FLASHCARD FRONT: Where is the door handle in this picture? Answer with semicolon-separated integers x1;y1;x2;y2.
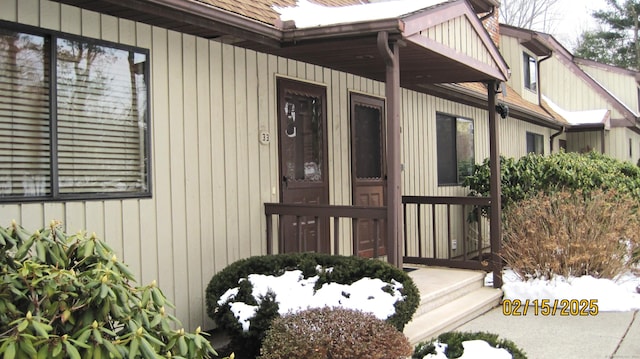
282;176;288;188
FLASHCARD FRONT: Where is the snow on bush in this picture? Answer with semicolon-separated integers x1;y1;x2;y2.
217;268;404;331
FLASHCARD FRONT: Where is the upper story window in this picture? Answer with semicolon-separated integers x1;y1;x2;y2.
523;52;537;92
0;23;151;202
526;132;544;154
436;113;474;186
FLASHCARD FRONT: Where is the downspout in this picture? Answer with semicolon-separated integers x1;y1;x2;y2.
479;6;496;21
550;127;564;153
377;31;402;268
538;53;557;152
537;53;552;105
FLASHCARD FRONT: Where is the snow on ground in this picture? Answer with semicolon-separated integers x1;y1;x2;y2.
424;340;512;359
486;269;640;311
219;266;639;358
217;268;404;331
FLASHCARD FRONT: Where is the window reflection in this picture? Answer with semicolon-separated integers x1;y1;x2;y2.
282;94;323;182
0;30;50;197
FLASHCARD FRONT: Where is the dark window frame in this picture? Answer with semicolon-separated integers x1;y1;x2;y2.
436;112;475;186
523;52;537;93
526;131;544;154
0;20;152;203
350;92;386;181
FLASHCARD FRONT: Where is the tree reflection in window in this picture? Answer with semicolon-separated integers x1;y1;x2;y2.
282;93;323;182
436;113;475;185
56;39;148;194
0;25;149;201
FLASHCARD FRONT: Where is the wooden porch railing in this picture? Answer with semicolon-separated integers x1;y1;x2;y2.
402;196;494;271
265;197;502;287
264;203;387;256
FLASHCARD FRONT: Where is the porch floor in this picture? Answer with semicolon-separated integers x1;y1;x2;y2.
403;265;503;344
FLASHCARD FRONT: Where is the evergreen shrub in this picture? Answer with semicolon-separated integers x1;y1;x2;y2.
0;220;218;359
413;331;527;359
205;253;419;358
464;151;640;215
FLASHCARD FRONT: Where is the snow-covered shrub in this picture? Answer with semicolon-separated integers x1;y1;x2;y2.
205;253;419;358
502;189;640;279
412;331;527;359
259;307;412;359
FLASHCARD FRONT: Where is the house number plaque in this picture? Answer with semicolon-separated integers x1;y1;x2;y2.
260;131;271;145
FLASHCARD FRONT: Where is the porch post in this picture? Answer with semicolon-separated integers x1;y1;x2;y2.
378;32;402;268
488;80;503;288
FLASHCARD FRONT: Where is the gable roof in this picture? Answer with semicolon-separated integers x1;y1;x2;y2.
499;24;552;57
53;0;508;86
253;0;509;85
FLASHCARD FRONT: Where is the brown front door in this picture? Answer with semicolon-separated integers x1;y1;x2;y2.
277;78;329;253
351;93;386;258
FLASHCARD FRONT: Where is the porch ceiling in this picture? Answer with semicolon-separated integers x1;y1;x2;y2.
245;35;504;86
51;0;509;85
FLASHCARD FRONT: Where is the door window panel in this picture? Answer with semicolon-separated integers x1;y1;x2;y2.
282;92;323;183
354;104;382;179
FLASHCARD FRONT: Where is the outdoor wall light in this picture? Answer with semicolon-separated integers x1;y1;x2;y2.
496;103;509;119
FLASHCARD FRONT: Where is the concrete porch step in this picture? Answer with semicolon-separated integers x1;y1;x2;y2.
402;266;503;345
407;266;486;316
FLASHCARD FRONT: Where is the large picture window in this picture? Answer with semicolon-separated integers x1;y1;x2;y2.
436;113;474;186
0;24;150;201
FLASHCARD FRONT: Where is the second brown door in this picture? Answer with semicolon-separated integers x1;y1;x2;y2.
351;93;386;258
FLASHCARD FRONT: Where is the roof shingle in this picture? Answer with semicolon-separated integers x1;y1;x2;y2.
194;0;368;26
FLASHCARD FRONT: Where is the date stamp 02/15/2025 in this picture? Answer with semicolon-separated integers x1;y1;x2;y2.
502;299;599;316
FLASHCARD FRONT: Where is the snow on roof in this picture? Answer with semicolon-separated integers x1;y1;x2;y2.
274;0;449;28
542;94;610;129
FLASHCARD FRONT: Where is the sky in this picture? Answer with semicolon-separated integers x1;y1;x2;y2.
276;0;611;52
545;0;609;50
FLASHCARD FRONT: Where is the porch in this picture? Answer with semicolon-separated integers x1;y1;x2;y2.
264;194;503;288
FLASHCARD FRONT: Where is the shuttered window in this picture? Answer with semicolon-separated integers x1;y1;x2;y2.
0;24;150;202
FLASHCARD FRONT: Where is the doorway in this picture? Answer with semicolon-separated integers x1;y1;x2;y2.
350;93;386;257
277;78;329;253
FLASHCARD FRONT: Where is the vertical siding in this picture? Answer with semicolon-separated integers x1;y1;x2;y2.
607;128;640;163
499;36;539;104
500;120;554;157
400;87;555;258
0;0;561;330
579;64;639;114
423;16;493;69
567;131;603;154
541;56;624;118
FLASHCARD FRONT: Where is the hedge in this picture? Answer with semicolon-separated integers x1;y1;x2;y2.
205;253;419;358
